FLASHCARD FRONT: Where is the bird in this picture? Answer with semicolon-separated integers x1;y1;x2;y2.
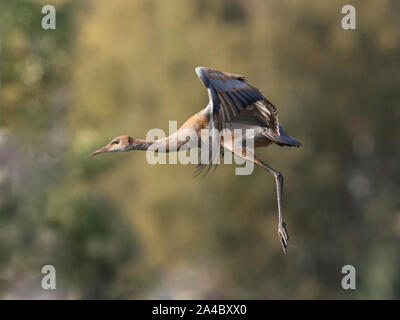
91;67;302;253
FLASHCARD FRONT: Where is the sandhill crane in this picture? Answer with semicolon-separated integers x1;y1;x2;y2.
91;67;302;253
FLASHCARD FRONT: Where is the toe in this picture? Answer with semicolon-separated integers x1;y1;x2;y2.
279;235;287;254
278;223;289;253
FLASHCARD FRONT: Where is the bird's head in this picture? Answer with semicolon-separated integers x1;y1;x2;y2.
91;135;134;155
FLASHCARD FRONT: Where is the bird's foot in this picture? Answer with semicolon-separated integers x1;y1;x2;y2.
278;221;289;254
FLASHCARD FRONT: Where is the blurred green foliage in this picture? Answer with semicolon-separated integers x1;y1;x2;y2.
0;0;399;299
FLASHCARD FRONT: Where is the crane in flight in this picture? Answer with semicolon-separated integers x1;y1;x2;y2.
91;67;302;253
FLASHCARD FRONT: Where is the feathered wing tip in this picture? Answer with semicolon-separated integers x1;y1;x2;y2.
192;134;222;178
192;150;220;178
192;119;222;178
263;125;302;147
281;135;302;147
192;163;218;178
195;66;280;135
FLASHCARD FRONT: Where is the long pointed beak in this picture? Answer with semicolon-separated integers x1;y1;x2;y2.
91;146;108;156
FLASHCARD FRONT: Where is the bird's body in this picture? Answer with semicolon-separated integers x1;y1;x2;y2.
92;67;302;253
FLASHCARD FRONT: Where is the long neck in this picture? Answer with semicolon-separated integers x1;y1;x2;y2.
130;132;192;153
130;137;177;153
131;139;155;151
130;110;208;153
129;137;179;152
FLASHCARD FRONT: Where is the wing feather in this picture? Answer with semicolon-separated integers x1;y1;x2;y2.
195;66;280;135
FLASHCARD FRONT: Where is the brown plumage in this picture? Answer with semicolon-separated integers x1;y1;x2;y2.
91;67;302;253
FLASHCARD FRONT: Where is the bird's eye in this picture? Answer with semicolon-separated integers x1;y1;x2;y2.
113;140;119;144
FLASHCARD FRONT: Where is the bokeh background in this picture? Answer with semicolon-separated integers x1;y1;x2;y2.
1;0;399;299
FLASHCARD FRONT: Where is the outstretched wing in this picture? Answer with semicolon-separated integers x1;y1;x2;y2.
195;66;280;135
